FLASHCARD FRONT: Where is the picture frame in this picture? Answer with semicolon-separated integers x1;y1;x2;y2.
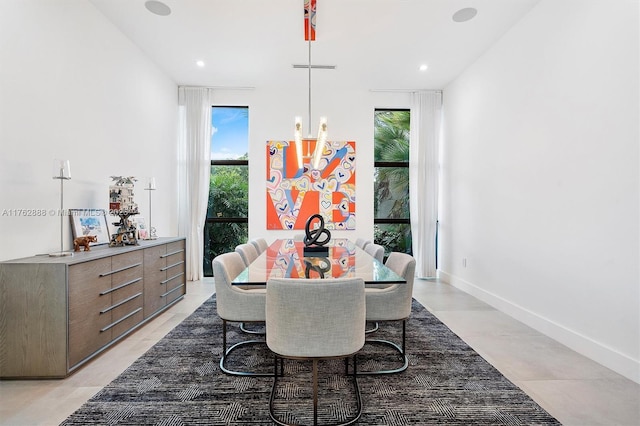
134;216;148;240
69;209;111;246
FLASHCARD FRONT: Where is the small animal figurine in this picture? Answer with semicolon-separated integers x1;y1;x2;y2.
74;235;98;252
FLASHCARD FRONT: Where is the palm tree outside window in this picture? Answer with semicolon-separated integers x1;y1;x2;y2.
374;109;412;257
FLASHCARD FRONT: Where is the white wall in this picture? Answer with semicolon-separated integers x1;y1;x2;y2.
440;0;639;382
0;0;178;261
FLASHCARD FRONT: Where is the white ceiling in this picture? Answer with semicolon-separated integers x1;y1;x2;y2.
89;0;541;90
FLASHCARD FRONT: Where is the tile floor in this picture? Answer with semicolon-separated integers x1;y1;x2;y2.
1;278;638;425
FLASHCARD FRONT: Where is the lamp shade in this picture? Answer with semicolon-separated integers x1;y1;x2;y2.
147;177;156;190
52;159;71;180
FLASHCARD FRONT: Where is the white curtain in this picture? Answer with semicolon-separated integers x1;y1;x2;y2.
178;87;213;281
409;91;443;278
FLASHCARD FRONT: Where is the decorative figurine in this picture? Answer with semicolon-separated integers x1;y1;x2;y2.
73;235;97;252
108;176;140;247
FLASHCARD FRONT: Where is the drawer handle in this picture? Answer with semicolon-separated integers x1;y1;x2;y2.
99;262;142;277
100;278;142;295
160;249;184;258
161;272;185;285
100;307;143;332
100;292;142;314
160;261;184;272
160;283;185;298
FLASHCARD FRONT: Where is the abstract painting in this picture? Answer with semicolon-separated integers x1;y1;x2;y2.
266;139;356;230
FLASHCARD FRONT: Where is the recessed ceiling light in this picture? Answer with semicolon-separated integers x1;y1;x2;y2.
196;60;205;68
419;64;428;72
452;7;477;23
145;0;171;16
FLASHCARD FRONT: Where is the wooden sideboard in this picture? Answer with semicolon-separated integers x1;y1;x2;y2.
0;237;186;378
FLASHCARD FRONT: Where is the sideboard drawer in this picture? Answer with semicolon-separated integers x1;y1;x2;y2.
143;245;167;317
107;251;144;340
68;258;113;368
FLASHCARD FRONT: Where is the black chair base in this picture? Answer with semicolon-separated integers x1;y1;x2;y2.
357;319;408;375
358;339;408;375
220;319;273;377
269;355;362;426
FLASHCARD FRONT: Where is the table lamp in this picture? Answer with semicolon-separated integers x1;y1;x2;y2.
144;177;157;239
50;159;73;257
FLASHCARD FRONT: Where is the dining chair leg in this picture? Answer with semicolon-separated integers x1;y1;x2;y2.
219;319;272;377
269;357;281;425
274;355;278;377
365;321;379;334
222;319;227;353
350;355;363;426
401;319;406;356
240;322;266;335
269;356;363;426
359;319;409;375
354;354;357;376
313;359;319;426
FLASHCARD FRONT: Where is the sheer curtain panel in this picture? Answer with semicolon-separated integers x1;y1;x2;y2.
410;91;443;278
178;87;213;281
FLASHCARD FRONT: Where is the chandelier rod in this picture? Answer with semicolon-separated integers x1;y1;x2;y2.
307;7;312;137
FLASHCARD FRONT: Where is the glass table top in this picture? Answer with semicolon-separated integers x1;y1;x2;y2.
232;238;406;285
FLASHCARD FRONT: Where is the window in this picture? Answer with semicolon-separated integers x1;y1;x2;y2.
204;106;249;276
373;109;412;256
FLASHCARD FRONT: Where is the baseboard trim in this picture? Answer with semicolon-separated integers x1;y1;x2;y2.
437;270;640;384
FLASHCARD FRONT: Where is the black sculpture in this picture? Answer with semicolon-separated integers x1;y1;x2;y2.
303;213;331;256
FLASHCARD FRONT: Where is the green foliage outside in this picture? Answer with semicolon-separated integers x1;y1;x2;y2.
203;155;249;276
374;223;412;255
374;110;412;255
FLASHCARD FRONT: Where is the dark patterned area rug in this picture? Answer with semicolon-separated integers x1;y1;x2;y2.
61;296;561;425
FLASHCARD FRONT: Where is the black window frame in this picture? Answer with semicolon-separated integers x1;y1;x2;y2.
373;108;410;228
373;108;412;256
203;106;249;276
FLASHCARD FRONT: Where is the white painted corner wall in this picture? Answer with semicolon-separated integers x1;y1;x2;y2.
0;0;178;261
439;0;639;383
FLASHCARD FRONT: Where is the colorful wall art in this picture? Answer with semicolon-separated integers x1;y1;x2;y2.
266;139;356;230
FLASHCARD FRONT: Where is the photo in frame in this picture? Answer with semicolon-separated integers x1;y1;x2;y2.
69;209;110;246
134;216;148;240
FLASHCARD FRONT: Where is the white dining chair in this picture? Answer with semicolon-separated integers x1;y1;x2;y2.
250;238;269;254
364;242;385;262
362;251;416;375
266;277;366;426
235;242;259;267
212;251;270;377
355;237;368;249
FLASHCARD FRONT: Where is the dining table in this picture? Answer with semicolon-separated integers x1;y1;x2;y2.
231;238;406;286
